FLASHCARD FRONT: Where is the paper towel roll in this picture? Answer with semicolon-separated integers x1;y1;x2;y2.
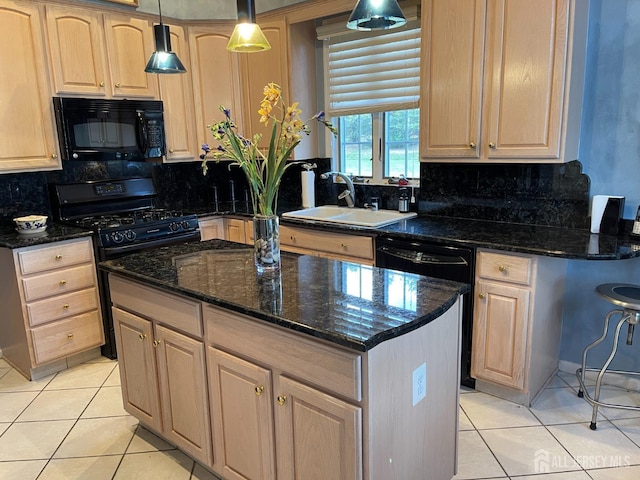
301;170;315;208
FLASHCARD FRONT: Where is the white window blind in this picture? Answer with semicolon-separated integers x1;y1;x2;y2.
319;19;421;116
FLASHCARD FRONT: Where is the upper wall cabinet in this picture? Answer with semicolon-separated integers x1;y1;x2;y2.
240;19;290;149
45;6;109;96
420;0;588;163
0;1;60;173
188;25;243;153
159;24;197;162
103;14;159;98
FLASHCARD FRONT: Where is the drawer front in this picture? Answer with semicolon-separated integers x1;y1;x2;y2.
477;251;533;286
22;264;96;302
27;287;99;327
31;310;105;365
110;275;203;338
18;237;94;275
205;306;362;402
280;226;374;261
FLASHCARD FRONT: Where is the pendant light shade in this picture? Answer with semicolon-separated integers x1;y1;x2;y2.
347;0;407;31
145;1;186;74
227;0;271;52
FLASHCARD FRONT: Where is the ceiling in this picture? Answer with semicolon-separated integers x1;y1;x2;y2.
135;0;309;20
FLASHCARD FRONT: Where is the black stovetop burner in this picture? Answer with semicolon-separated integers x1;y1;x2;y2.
73;209;185;230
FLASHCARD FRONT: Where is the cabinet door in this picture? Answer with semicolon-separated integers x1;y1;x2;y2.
0;1;60;173
224;218;247;244
155;324;212;466
208;348;276;480
420;0;486;160
159;24;197;162
482;0;569;159
45;6;109;96
274;376;362;480
472;280;530;389
112;307;162;431
103;15;159;98
240;19;289;150
188;25;244;152
199;218;224;241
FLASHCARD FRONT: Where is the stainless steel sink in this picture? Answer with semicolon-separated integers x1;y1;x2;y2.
282;206;417;228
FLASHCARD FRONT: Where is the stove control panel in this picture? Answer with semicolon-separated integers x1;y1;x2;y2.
98;215;199;248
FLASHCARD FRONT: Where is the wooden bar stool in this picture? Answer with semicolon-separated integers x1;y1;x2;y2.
576;283;640;430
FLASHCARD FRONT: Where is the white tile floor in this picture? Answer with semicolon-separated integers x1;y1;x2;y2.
1;357;640;479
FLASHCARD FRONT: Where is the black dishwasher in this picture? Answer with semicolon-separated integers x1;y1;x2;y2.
376;236;475;388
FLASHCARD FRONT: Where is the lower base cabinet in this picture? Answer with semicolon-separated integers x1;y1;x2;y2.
111;278;213;466
209;348;362;480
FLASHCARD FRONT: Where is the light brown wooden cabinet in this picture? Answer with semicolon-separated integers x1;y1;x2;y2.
0;0;61;173
420;0;588;163
111;276;212;466
158;23;198;161
472;249;567;405
188;25;244;153
198;217;224;241
224;217;249;244
103;14;159;98
0;237;104;379
280;224;375;265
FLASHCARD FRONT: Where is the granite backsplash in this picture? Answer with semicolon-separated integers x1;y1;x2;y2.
0;158;591;230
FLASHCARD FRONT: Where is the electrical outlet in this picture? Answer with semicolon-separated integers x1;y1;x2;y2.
412;363;427;406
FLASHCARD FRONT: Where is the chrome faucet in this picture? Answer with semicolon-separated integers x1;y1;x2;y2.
321;171;356;208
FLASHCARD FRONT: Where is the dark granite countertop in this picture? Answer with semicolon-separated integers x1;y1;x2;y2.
0;223;93;249
99;239;469;352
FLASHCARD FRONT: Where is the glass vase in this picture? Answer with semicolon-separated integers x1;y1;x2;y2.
253;214;280;272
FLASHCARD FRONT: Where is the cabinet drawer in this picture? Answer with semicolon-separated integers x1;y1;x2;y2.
27;287;99;327
280;226;374;261
18;238;93;275
477;251;533;286
31;310;104;365
22;264;96;302
110;275;203;338
205;306;362;402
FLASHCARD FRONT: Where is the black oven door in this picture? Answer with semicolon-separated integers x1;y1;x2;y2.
53;97;165;162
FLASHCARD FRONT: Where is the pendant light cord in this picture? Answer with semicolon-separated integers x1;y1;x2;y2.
157;0;163;25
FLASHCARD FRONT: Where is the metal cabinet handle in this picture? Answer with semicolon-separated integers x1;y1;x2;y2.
67;333;74;339
255;386;264;396
139;333;146;341
63;304;70;309
290;235;296;241
153;339;161;347
55;255;63;260
277;395;287;406
169;148;174;153
498;265;508;273
489;142;496;149
52;153;58;159
59;280;67;285
469;142;476;149
340;243;348;248
99;81;105;87
115;83;121;88
478;293;485;299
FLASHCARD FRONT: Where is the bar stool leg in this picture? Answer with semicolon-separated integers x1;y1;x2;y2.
577;309;622;398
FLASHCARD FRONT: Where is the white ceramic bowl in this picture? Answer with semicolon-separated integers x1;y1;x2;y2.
14;215;48;234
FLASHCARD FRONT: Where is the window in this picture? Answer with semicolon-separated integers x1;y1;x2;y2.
318;11;421;183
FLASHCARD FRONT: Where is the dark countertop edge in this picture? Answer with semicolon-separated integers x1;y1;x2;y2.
99;260;469;352
0;226;93;249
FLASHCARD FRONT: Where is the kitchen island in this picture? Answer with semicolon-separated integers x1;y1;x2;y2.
99;239;469;480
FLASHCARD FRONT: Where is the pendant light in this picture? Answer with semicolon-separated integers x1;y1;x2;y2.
227;0;271;52
145;0;186;74
347;0;407;31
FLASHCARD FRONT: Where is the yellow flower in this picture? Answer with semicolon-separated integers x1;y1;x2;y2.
285;102;301;121
262;83;281;104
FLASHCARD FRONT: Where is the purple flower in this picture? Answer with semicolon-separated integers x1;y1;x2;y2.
223;108;231;119
217;145;226;152
312;111;325;120
201;144;211;153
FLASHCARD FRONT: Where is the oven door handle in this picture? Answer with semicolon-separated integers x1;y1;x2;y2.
378;246;469;266
101;231;200;257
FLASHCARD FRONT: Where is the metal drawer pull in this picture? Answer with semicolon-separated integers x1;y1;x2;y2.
277;395;287;406
498;265;508;273
59;280;67;285
139;333;146;340
479;293;485;299
469;142;476;149
255;386;264;396
489;142;496;149
341;243;348;248
63;304;70;309
55;255;63;260
67;333;74;339
153;340;161;347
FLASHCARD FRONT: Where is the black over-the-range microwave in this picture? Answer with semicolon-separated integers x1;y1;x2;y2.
53;97;166;162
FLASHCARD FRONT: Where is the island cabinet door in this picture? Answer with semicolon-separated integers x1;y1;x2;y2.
208;347;276;480
274;376;363;480
112;307;162;432
155;324;212;467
